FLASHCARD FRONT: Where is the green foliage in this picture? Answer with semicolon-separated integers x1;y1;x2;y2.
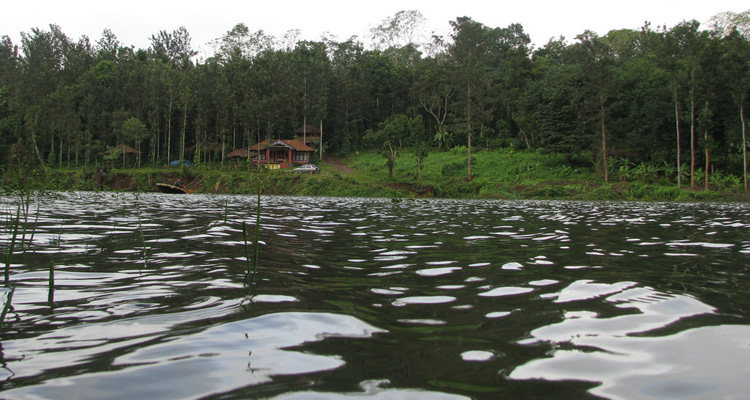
441;161;465;177
2;17;749;195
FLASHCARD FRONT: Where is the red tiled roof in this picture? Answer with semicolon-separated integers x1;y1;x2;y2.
249;139;313;152
249;140;270;150
284;139;314;151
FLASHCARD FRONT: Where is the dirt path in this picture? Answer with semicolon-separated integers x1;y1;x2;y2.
325;155;355;174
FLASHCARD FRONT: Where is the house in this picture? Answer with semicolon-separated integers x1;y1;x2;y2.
249;139;314;168
295;125;321;144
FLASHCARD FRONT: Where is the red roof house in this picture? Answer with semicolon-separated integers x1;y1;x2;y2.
249;139;314;168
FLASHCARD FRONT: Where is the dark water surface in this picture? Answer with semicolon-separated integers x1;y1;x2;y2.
1;192;749;399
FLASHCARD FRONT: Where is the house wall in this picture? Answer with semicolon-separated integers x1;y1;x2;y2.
251;150;310;166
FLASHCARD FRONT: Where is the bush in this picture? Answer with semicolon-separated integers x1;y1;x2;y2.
448;146;468;156
441;161;465;177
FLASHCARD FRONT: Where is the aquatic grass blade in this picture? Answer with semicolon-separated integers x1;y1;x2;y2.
4;205;21;286
253;190;261;284
48;261;54;307
0;285;15;327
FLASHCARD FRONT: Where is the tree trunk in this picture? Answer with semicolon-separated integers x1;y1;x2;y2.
519;124;531;150
690;70;696;189
742;100;748;192
303;78;308;143
705;128;710;191
673;80;682;188
387;142;396;179
29;114;47;172
180;100;188;163
420;95;449;144
167;93;173;166
418;155;423;184
600;93;609;183
467;83;473;181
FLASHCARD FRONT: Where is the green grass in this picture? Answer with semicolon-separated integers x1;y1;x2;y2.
12;148;750;202
347;147;748;201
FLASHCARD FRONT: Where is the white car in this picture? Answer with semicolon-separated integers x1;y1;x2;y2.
294;164;320;174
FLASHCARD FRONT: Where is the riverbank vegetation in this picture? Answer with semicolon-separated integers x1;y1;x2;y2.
1;10;749;200
3;149;747;202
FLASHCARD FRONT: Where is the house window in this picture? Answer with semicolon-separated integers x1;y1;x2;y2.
292;152;308;162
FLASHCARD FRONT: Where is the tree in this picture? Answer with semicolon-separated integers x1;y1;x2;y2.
671;21;705;189
365;114;420;178
150;26;197;68
486;23;534;149
213;23;274;61
721;30;750;191
572;30;616;182
698;101;713;189
150;27;197;164
416;57;453;149
646;24;687;187
448;17;494;181
369;10;427;51
122;117;146;167
523;61;587;157
709;10;750;39
407;115;428;183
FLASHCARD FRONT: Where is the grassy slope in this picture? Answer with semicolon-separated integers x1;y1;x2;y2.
347;148;748;201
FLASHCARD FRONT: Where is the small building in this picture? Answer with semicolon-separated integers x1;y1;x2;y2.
249;139;314;168
226;148;250;159
295;125;321;144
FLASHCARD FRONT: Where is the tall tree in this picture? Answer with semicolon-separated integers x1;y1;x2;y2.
671;21;705;189
718;28;750;191
647;24;687;187
572;30;616;182
150;27;197;164
416;56;453;149
448;17;493;181
369;10;427;51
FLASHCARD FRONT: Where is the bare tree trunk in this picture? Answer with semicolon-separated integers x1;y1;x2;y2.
705;128;710;191
742;100;748;192
690;70;696;189
28;113;47;173
467;84;473;181
419;93;449;140
673;81;682;188
180;100;187;163
519;124;531;149
319;120;323;161
167;93;173;166
601;93;609;183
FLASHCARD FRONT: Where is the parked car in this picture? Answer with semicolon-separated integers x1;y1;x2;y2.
294;164;320;174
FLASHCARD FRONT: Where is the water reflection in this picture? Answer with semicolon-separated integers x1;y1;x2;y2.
2;312;384;400
510;281;749;399
0;193;748;399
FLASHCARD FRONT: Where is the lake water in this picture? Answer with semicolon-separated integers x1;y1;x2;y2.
1;192;749;399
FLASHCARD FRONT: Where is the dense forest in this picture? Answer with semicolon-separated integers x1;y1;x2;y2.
1;10;749;189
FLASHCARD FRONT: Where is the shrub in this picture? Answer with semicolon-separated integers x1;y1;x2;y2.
448;146;468;156
441;161;465;177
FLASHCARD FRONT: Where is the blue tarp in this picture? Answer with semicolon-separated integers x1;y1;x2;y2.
170;160;195;166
